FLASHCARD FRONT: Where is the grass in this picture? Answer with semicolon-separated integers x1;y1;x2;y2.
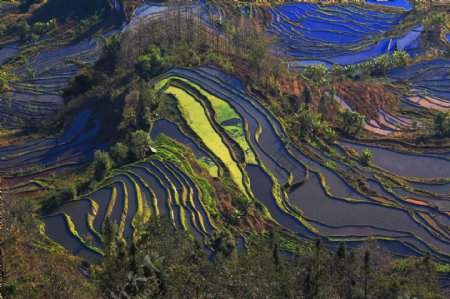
158;76;256;163
199;156;219;177
116;181;128;240
186;80;257;165
163;85;246;193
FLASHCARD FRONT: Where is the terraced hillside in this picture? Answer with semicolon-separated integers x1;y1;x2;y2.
1;1;450;296
42;67;450;265
0;1;225;129
389;59;450;111
0;109;105;189
268;3;422;68
0;31;110;127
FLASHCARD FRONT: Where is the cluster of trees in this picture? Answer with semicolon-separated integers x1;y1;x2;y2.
295;104;337;143
39;128;153;213
301;51;412;87
91;1;284;91
135;46;167;81
341;109;365;135
359;51;412;77
96;218;446;299
8;18;57;41
93;130;153;181
423;13;447;42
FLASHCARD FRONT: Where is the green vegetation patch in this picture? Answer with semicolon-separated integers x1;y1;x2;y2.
156;76;256;164
163;85;246;193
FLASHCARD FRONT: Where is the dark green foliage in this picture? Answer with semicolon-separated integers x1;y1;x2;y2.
136;84;160;130
423;14;447;42
358;51;411;77
302;64;328;85
0;70;12;91
135;46;166;81
361;149;374;165
40;183;76;213
341;109;365;135
97;218;446;299
434;111;450;138
129;130;152;161
93;150;113;181
110;142;129;166
94;34;122;77
13;20;31;41
303;86;312;106
64;71;93;96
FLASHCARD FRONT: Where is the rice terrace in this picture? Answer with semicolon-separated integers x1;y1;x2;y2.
0;0;450;298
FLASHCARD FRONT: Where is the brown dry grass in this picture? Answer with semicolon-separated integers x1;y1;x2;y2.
335;82;399;118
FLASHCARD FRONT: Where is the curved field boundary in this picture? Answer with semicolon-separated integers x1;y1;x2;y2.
160;84;247;193
150;119;219;177
266;3;418;65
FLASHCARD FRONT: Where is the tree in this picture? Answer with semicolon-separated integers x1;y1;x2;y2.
135;46;166;80
130;130;152;161
93;150;112;181
302;64;328;85
137;84;160;130
434;111;450;138
110;142;129;165
371;54;391;76
360;149;373;165
302;86;312;106
391;50;411;68
341;109;365;135
423;14;446;42
0;24;6;36
323;127;337;143
94;34;121;76
13;20;30;40
0;70;12;90
296;105;322;140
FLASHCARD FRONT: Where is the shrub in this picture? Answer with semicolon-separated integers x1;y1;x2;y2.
137;85;159;130
130;130;151;161
297;106;320;140
323;127;337;143
110;142;129;165
13;20;30;40
391;50;411;68
370;54;391;76
41;183;76;212
135;46;166;80
93;150;113;181
341;109;365;135
301;64;328;85
361;149;373;165
0;70;12;90
434;111;450;138
32;19;56;35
